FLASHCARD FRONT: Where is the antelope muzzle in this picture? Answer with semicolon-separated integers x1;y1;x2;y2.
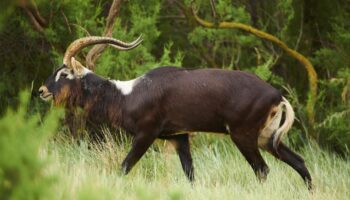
38;85;53;101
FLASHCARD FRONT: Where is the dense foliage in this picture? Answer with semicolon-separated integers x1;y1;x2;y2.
0;92;62;200
0;0;349;153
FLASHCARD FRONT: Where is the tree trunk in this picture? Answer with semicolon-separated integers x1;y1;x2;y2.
85;0;122;70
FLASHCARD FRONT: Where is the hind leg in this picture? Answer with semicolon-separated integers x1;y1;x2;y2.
169;134;194;182
267;142;313;190
159;134;194;182
230;128;269;181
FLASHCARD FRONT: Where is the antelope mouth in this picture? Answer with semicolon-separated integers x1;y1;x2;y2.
40;93;53;101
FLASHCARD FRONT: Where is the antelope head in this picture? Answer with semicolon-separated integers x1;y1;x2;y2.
38;36;142;105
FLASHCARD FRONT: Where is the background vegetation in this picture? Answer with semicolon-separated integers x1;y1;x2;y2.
0;0;349;199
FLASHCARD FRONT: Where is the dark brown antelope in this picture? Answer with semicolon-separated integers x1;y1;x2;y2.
39;36;312;189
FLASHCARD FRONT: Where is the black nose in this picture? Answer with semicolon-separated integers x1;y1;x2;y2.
38;87;45;95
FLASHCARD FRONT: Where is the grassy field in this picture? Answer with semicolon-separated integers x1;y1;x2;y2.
44;132;350;200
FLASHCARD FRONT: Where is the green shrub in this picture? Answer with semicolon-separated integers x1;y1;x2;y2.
0;91;62;200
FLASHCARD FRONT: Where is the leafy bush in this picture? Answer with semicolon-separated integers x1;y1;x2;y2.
0;91;62;200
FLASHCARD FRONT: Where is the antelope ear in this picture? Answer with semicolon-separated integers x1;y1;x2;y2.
71;57;86;76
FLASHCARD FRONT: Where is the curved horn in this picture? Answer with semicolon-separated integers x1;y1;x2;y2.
63;35;143;68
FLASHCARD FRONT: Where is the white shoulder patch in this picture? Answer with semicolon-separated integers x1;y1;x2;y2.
111;76;142;95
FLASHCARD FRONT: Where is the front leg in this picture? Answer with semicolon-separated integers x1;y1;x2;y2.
65;109;86;140
121;131;158;174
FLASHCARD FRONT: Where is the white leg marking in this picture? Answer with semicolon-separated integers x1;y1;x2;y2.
225;123;231;133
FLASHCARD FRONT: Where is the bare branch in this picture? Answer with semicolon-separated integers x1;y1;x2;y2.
61;10;72;34
85;0;122;70
294;4;304;51
27;1;47;27
70;24;91;36
209;0;217;19
23;7;44;33
17;0;47;33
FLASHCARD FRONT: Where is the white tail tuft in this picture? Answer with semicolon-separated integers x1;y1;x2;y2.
272;97;295;150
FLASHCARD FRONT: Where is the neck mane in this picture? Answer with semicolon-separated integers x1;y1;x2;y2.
78;74;125;128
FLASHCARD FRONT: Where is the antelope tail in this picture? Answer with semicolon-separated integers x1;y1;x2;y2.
272;97;295;150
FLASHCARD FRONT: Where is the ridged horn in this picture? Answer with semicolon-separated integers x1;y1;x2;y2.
63;35;143;68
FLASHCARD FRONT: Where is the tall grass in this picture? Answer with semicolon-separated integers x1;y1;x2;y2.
2;93;347;200
46;130;350;200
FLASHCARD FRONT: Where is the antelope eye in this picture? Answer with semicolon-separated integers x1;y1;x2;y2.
60;73;68;78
